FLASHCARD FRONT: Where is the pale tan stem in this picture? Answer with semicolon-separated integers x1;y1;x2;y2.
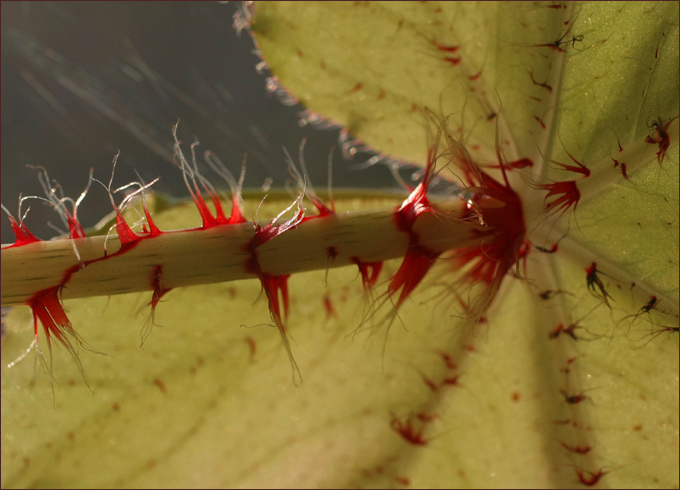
1;200;482;307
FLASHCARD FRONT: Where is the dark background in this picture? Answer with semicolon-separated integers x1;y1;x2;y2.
1;2;397;243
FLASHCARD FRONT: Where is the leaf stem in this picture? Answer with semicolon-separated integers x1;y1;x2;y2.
1;199;480;307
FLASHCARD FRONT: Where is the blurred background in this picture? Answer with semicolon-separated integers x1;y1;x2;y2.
1;2;398;244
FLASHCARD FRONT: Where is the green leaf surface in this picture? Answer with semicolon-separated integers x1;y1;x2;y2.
2;1;679;489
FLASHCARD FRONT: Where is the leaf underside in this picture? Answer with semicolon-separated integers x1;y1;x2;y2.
2;2;679;489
